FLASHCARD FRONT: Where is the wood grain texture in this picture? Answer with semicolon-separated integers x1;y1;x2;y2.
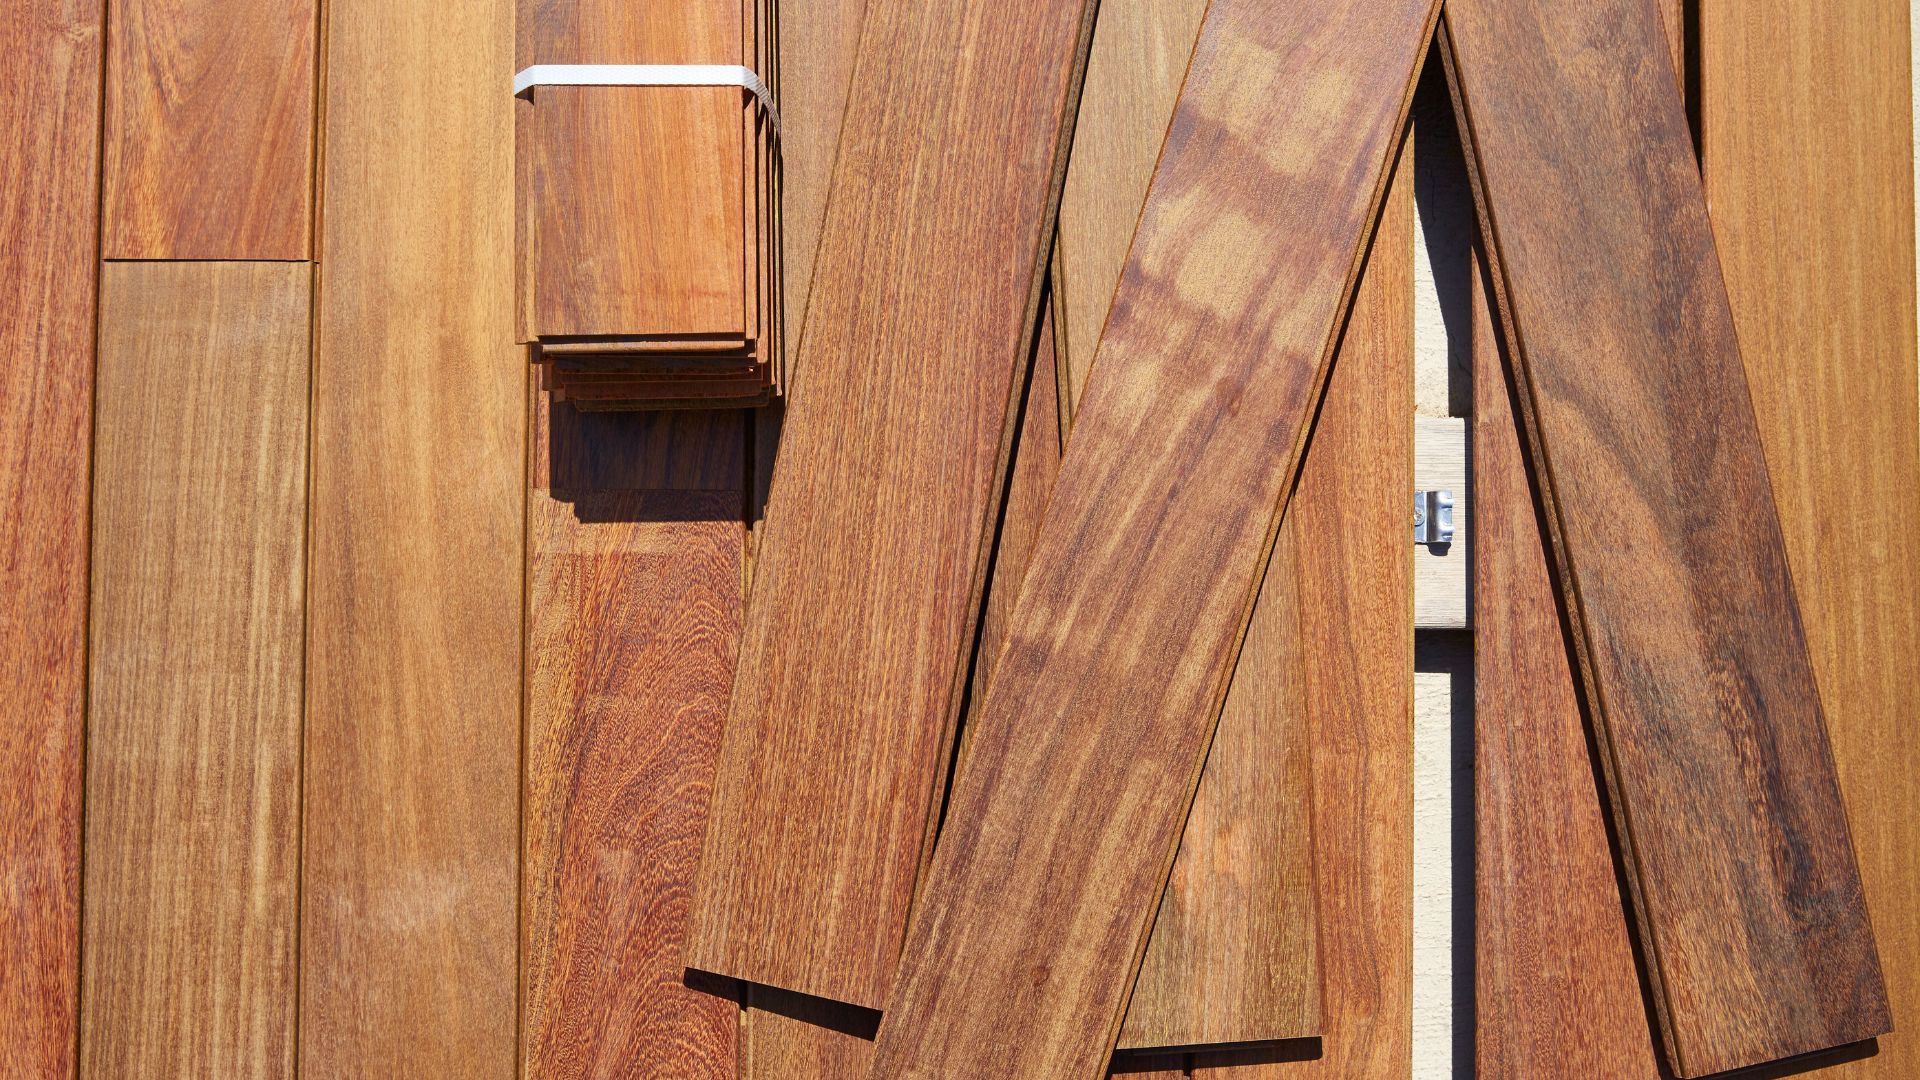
0;3;101;1074
864;0;1438;1072
1470;248;1660;1080
1702;2;1920;1075
1205;145;1415;1080
740;990;879;1080
685;0;1098;1010
82;262;309;1079
523;402;745;1080
777;0;867;375
1054;0;1208;417
1442;3;1890;1074
300;0;522;1070
104;0;316;258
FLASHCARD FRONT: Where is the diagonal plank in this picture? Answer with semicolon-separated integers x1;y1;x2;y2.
83;262;310;1078
864;0;1440;1072
0;4;102;1074
1440;2;1890;1074
685;0;1100;1010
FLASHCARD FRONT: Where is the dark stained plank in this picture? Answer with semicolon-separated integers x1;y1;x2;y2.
300;0;523;1070
863;0;1439;1072
82;262;309;1077
522;402;745;1080
1440;2;1890;1073
103;0;317;258
0;3;102;1074
1470;247;1661;1080
684;0;1100;1010
1701;2;1920;1075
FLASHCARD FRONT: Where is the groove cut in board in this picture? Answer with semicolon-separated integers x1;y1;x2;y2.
1440;3;1890;1074
0;4;102;1073
300;0;523;1069
1702;1;1920;1075
104;0;318;258
1470;248;1660;1080
685;0;1100;1011
864;0;1439;1072
83;261;311;1078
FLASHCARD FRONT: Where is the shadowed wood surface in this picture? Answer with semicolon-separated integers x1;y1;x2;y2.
83;262;309;1079
522;402;745;1080
104;0;316;258
0;4;101;1074
685;0;1099;1010
1054;0;1208;418
1702;2;1920;1075
865;0;1437;1072
301;0;523;1070
1442;2;1890;1074
1470;248;1661;1080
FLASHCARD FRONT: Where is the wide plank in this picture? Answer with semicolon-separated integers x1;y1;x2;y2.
1702;2;1920;1075
1470;246;1660;1080
82;261;309;1078
104;0;317;258
684;0;1099;1010
0;4;102;1074
300;0;523;1069
864;0;1438;1072
1441;2;1890;1073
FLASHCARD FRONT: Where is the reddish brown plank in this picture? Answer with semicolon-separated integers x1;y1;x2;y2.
864;0;1438;1072
685;0;1099;1010
1441;2;1890;1073
0;3;102;1074
103;0;317;258
522;403;745;1079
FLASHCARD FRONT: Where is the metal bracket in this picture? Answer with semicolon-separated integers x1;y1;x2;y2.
1414;489;1455;546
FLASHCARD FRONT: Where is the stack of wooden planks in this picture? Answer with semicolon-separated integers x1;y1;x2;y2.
516;0;780;409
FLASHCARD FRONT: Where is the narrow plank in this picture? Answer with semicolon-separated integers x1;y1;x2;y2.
82;261;309;1078
1701;2;1920;1075
685;0;1099;1010
522;403;744;1079
1441;3;1890;1073
1054;0;1209;417
1204;142;1415;1080
865;0;1439;1072
301;0;522;1069
104;0;317;258
1470;246;1660;1080
0;3;102;1074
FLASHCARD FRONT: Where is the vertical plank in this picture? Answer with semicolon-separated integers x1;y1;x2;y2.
1442;1;1890;1072
103;0;317;258
1470;245;1661;1080
301;0;522;1069
741;989;879;1080
1206;143;1416;1080
867;0;1438;1070
521;405;745;1079
1702;2;1920;1076
82;262;309;1078
0;2;103;1074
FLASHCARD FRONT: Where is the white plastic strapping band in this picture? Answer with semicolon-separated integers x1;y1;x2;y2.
512;64;779;133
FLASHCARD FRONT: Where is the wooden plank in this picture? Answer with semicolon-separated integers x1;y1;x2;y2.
1470;247;1660;1080
1440;3;1890;1074
1701;2;1920;1075
741;988;880;1080
104;0;317;258
684;0;1099;1010
300;0;522;1069
865;0;1438;1071
522;403;744;1079
82;261;309;1078
1054;0;1209;417
0;3;102;1073
1203;145;1416;1080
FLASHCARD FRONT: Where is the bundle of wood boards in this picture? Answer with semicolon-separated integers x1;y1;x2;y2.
516;0;780;409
